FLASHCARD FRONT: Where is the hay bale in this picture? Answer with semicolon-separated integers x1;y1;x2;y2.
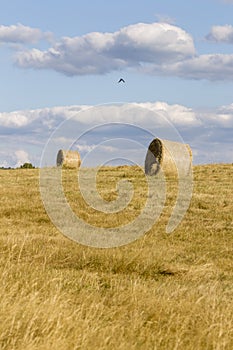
145;138;192;177
56;149;81;169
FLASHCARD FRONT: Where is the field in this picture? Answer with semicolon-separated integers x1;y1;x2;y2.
0;164;232;350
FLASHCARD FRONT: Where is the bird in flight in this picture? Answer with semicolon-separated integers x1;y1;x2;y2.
118;78;125;83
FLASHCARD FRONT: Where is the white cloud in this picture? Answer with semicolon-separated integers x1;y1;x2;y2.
0;101;230;132
146;53;233;80
0;159;10;168
15;22;195;75
1;21;233;81
0;111;29;127
75;144;96;152
0;23;45;44
214;103;233;127
76;144;117;153
14;150;30;167
13;21;233;81
182;54;233;80
0;102;199;131
134;102;201;126
206;25;233;43
0;105;89;130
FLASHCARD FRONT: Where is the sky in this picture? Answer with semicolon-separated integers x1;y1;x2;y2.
0;0;233;167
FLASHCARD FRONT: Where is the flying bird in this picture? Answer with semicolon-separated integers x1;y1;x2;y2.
118;78;125;83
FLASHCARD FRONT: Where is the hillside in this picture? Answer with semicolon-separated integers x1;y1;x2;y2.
0;164;232;350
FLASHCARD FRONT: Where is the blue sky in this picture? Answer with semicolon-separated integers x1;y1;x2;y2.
0;0;233;167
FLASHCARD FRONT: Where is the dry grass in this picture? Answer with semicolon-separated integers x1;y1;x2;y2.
0;164;233;349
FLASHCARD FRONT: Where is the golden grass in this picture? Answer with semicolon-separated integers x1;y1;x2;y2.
0;164;233;349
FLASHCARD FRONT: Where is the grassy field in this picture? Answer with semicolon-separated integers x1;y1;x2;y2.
0;164;232;350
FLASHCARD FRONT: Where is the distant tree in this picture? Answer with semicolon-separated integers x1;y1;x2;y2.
20;162;35;169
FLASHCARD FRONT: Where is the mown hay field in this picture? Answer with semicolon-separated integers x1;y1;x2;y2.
0;164;232;350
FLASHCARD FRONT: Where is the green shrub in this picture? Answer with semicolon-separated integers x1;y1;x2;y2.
20;162;35;169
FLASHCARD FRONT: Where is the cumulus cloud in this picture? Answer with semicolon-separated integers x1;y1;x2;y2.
0;101;231;132
12;21;233;81
0;111;29;127
14;150;31;167
0;102;200;130
134;102;201;126
145;53;233;80
206;25;233;43
0;105;90;130
0;157;10;168
0;23;47;44
214;103;233;127
15;22;195;75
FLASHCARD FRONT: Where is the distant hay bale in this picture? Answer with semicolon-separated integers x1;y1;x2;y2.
56;149;81;169
145;138;192;177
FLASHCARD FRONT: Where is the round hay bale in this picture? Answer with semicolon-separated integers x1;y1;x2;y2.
145;138;192;177
56;149;81;169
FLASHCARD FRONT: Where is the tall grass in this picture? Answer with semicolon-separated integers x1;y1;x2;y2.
0;164;232;349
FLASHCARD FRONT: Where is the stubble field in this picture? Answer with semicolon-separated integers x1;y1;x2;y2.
0;164;232;350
